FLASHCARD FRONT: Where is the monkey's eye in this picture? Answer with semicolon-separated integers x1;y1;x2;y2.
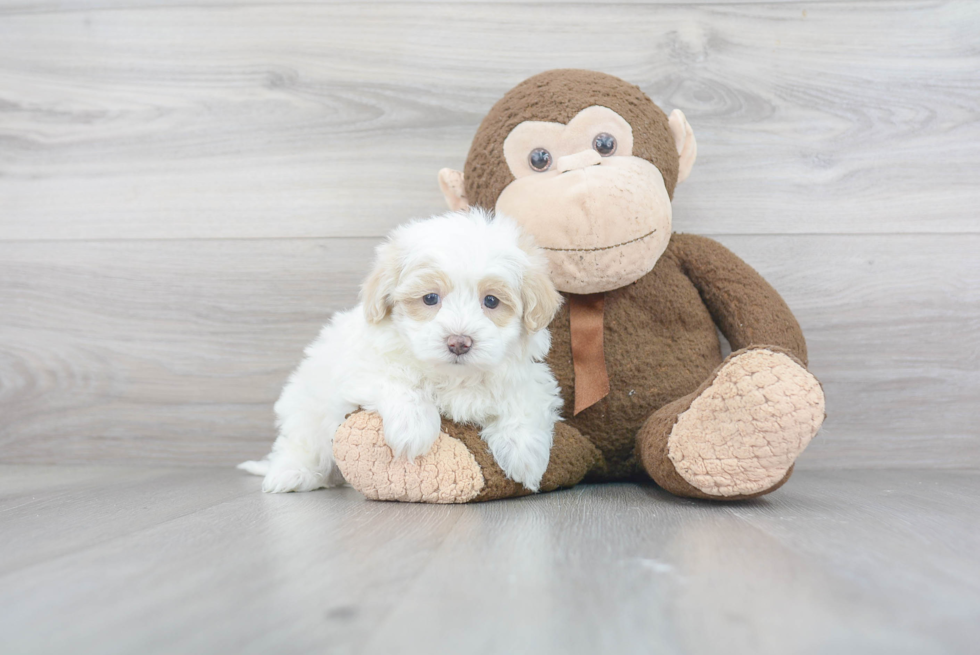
422;293;440;306
528;148;552;172
593;133;617;156
483;295;500;309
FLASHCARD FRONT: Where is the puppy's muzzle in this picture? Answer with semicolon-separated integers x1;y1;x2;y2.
447;335;473;356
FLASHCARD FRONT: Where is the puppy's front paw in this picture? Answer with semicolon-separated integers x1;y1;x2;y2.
485;429;552;492
380;402;442;460
262;465;324;494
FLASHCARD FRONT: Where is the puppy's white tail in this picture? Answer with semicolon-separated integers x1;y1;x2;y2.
237;459;271;476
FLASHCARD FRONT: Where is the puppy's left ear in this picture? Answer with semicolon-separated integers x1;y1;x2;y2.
361;241;401;323
520;245;563;333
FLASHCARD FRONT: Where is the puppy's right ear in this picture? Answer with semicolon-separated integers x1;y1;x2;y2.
361;241;401;323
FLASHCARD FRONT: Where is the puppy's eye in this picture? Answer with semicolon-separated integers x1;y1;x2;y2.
422;293;440;306
528;148;552;172
593;133;617;157
483;295;500;309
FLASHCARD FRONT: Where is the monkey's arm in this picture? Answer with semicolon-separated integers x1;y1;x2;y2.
671;233;808;365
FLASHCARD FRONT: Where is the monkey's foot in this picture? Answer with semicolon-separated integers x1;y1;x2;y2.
670;348;824;497
639;347;825;500
333;411;601;503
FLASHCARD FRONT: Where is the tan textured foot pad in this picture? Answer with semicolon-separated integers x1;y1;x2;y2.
333;411;485;504
668;349;825;497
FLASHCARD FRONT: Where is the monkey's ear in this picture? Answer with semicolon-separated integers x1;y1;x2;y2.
360;241;401;323
438;168;469;211
668;109;697;185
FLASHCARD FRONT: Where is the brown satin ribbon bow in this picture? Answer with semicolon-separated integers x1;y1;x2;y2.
568;293;610;415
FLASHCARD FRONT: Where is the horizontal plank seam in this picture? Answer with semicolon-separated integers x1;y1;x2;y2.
0;0;862;19
2;231;979;245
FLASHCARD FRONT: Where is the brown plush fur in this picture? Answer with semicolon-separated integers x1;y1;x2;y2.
464;69;680;210
547;233;808;480
440;418;603;502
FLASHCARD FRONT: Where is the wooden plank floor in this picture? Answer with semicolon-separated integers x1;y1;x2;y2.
2;466;978;654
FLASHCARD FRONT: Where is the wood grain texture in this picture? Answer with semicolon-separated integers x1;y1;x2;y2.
715;233;980;470
0;0;850;13
1;466;978;654
0;0;977;470
0;237;371;464
0;234;977;468
1;1;978;239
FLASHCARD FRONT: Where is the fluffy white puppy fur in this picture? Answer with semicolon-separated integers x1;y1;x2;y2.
239;208;564;493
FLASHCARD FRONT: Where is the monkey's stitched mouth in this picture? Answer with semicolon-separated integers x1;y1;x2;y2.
539;229;657;253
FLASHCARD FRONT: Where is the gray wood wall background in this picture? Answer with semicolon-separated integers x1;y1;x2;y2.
1;0;978;470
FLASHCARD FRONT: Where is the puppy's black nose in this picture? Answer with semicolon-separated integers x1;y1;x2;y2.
447;335;473;356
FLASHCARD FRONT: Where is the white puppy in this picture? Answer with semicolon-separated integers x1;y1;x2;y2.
239;208;564;493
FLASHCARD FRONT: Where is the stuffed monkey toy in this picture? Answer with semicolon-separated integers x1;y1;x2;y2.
333;69;825;502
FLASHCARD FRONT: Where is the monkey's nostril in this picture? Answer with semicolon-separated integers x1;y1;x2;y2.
447;335;473;356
